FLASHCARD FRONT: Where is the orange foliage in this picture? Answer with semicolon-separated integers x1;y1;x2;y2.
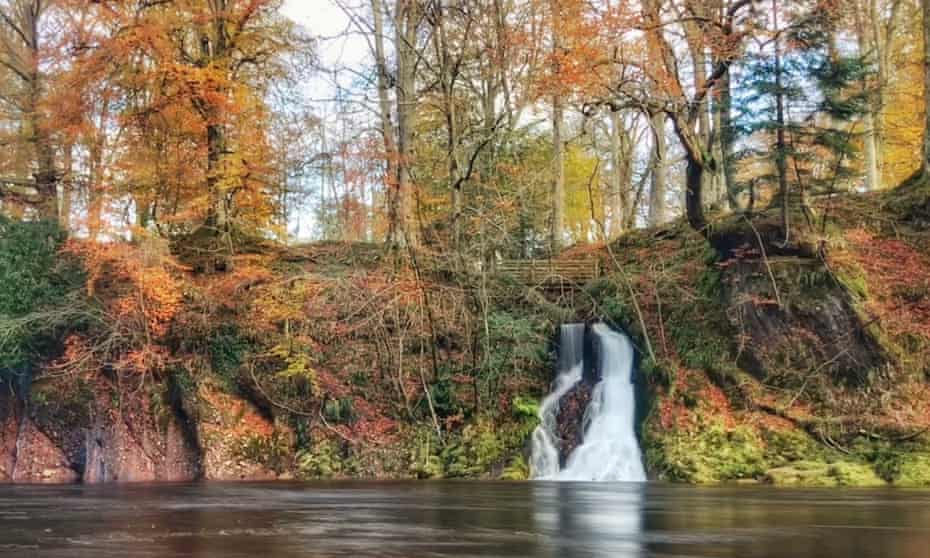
659;367;735;431
65;239;185;374
55;0;293;236
841;229;930;340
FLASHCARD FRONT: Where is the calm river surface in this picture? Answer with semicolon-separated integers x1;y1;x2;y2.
1;482;929;557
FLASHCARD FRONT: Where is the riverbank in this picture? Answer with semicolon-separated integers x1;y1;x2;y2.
2;186;929;486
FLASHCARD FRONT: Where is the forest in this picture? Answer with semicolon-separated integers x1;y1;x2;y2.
0;0;929;486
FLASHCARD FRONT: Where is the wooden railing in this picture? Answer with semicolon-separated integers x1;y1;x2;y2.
494;258;602;288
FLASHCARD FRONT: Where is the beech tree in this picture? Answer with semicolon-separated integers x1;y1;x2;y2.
59;0;307;259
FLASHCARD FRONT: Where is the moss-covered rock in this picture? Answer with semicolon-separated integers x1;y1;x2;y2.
647;422;768;483
895;454;930;487
765;460;886;487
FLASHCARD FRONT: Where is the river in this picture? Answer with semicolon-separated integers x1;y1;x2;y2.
1;482;929;557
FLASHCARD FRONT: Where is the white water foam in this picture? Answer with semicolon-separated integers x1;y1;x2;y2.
531;323;646;482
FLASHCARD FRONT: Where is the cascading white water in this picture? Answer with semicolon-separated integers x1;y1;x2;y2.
531;323;647;482
530;324;584;479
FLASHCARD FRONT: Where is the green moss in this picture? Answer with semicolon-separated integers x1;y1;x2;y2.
647;421;767;483
408;428;444;479
761;427;824;467
894;453;930;487
296;438;354;479
208;325;252;390
512;396;540;420
442;419;507;478
323;397;356;424
765;461;839;486
501;455;530;480
830;461;887;486
236;430;292;473
29;378;94;432
765;460;886;487
666;302;734;372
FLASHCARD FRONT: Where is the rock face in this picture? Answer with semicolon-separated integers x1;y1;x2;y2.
0;375;296;485
81;393;201;484
557;382;592;461
723;258;885;386
0;396;20;481
1;394;79;484
198;385;282;481
11;419;79;483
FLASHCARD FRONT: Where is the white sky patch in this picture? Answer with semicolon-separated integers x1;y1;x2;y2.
282;0;370;73
280;1;378;241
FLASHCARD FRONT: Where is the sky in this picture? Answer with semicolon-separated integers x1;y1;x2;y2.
282;0;368;71
280;1;372;239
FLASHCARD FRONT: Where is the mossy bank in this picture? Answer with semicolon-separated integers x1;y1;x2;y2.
2;185;930;486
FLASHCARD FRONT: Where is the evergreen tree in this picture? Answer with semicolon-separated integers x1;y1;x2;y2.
733;7;872;239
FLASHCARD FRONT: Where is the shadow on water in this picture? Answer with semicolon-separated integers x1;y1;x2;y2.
2;482;930;557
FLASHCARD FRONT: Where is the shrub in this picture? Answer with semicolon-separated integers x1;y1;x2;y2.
0;218;84;376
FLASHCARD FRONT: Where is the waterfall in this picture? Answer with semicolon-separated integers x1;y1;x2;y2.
530;323;647;482
530;324;584;478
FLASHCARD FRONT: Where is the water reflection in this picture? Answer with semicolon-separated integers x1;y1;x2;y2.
1;482;930;557
532;482;644;557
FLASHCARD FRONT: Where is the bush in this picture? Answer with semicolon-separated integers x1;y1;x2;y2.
208;325;252;388
896;454;930;486
0;217;84;376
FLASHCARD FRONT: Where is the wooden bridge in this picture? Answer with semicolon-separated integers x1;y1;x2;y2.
493;258;603;289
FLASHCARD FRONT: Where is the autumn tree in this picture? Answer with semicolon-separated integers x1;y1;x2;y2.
62;0;307;259
923;0;930;178
647;0;757;233
0;0;58;222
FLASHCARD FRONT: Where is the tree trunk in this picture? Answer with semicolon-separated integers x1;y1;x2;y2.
773;0;791;240
719;66;739;209
869;0;888;182
87;97;109;241
550;94;565;254
920;0;930;180
856;1;881;191
27;66;57;223
394;0;420;248
862;111;881;191
199;6;232;270
432;5;464;251
0;2;58;223
370;0;401;243
60;144;72;232
648;112;667;226
549;0;564;254
609;111;629;237
685;157;707;232
644;0;668;226
684;7;719;208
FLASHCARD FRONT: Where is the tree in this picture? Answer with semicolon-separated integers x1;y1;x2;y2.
734;2;870;239
62;0;305;257
548;0;565;254
0;0;58;222
633;0;757;233
923;0;930;178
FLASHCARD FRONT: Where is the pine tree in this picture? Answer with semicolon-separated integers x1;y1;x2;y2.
733;6;872;241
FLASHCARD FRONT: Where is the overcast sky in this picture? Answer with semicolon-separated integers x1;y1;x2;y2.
282;0;368;69
279;1;371;239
